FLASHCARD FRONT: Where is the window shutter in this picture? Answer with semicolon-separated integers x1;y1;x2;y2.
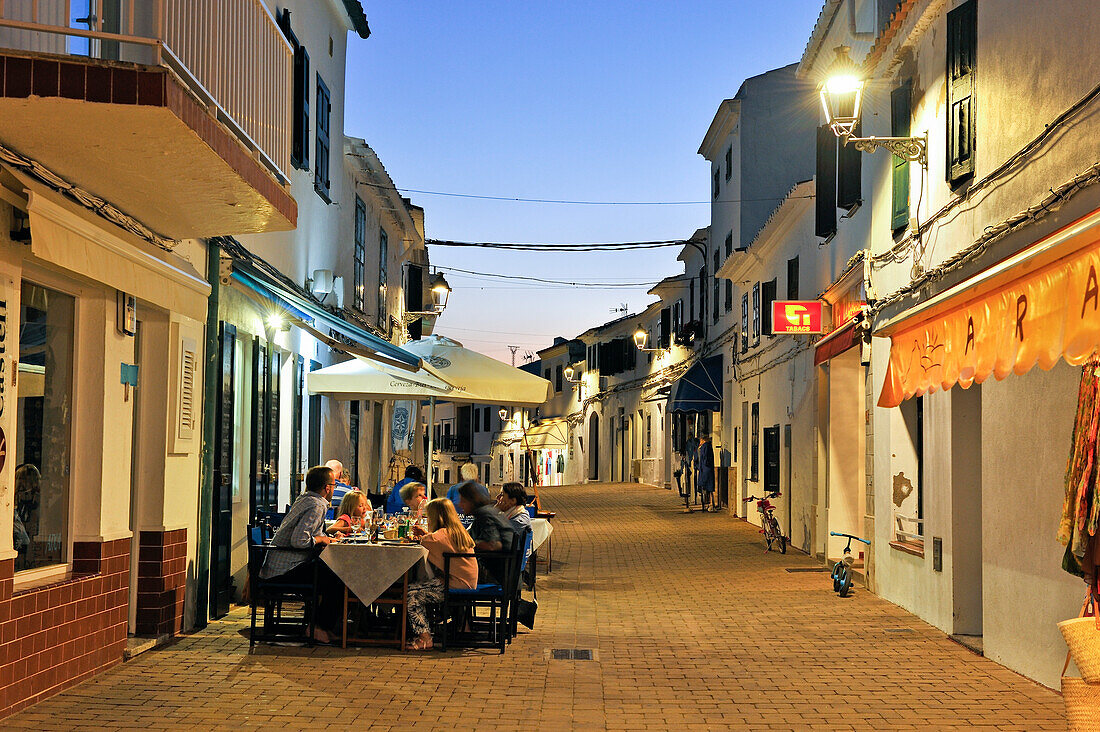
741;294;749;353
787;256;799;300
724;232;733;257
947;0;976;184
752;282;761;343
293;46;309;170
725;280;733;312
659;307;671;349
405;264;423;340
172;334;198;452
815;125;837;238
891;82;912;231
837;120;861;209
762;279;777;336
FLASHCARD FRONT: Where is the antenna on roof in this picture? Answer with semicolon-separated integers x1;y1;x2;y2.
610;303;628;314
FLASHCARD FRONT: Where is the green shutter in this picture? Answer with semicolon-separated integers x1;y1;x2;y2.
891;82;912;232
947;0;976;184
816;125;837;238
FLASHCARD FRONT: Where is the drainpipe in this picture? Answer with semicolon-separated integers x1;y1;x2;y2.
194;238;221;629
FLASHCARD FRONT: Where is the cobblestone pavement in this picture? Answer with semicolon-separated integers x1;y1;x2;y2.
7;482;1065;731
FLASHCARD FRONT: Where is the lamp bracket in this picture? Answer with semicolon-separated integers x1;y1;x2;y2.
402;308;442;323
844;133;927;167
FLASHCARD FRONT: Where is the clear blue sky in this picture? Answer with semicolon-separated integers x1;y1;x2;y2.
346;1;825;363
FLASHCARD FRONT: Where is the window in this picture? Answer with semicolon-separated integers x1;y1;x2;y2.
672;300;683;338
554;365;563;393
815;124;837;238
277;10;309;170
725;145;733;181
724;231;733;258
698;267;706;327
712;277;719;323
724;280;733;312
688;278;695;324
740;294;749;353
752;282;761;344
377;229;388;326
473;407;479;433
750;402;759;481
787;256;799;300
646;413;652;456
315;75;331;200
483;406;490;432
895;395;925;543
761;279;776;336
14;282;75;573
713;168;720;199
891;81;912;232
353;196;366;310
947;0;976;184
659;307;671;349
544;368;551;384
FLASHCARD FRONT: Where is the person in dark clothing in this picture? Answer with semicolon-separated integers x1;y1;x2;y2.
696;433;716;512
386;465;425;515
457;480;516;584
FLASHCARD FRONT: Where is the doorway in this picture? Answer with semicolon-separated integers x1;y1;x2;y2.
763;426;780;495
249;339;280;518
826;348;864;559
951;384;983;637
127;319;144;634
210;323;236;620
588;412;599;481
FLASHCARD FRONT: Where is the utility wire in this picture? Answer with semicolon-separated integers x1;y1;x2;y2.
440;265;689;288
428;238;694;251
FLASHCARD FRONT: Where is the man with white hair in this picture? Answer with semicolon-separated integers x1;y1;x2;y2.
325;459;351;519
447;462;489;511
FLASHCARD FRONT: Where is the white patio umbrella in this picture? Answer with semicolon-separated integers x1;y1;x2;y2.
307;335;550;496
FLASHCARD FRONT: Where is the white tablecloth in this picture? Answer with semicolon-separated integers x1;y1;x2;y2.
320;542;429;605
531;518;553;551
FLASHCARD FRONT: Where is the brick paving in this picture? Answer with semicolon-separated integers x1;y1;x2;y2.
6;482;1066;730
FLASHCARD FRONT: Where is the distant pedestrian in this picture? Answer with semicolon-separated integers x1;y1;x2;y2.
696;433;715;512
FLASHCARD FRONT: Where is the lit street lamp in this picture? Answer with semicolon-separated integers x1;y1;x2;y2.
820;46;927;167
633;326;662;353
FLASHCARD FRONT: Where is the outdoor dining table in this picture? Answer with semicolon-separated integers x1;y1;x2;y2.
320;539;430;649
531;517;554;572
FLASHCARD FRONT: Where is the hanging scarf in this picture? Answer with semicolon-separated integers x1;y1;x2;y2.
1061;357;1100;572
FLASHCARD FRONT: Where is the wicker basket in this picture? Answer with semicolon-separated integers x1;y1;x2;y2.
1062;677;1100;731
1059;612;1100;683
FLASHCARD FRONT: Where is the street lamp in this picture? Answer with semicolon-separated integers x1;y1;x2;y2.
820;46;927;168
403;270;453;322
498;407;509;423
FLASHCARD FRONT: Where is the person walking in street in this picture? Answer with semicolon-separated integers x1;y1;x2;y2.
696;433;716;512
260;465;343;644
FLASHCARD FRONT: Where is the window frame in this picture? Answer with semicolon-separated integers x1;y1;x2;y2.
740;294;749;353
377;228;388;327
314;74;332;201
751;282;761;345
353;195;366;311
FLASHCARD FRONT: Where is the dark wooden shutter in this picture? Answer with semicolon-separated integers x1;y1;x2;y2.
762;279;777;336
315;75;331;197
837;120;862;209
406;264;423;340
947;0;976;184
787;256;799;300
293;46;309;169
349;401;360;485
815;125;837;238
307;359;322;468
250;338;267;519
211;323;235;619
266;350;281;511
293;355;304;497
659;308;671;349
891;82;912;231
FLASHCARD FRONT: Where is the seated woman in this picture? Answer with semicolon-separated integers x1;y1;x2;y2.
327;490;370;536
407;498;478;651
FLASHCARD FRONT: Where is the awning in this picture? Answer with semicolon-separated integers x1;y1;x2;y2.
524;419;569;450
229;266;420;369
877;205;1100;408
669;355;722;413
814;320;860;366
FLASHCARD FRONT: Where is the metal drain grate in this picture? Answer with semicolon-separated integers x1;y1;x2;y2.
785;567;831;573
884;628;915;633
549;648;596;661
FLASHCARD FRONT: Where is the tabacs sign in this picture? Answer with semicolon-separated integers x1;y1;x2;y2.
771;300;824;334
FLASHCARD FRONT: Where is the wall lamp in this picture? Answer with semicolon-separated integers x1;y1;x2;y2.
498;407;509;422
820;46;927;168
563;365;582;383
633;326;663;353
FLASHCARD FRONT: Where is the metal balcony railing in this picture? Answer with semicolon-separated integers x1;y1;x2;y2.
0;0;292;180
436;435;471;454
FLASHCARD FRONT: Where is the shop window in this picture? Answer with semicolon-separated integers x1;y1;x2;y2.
893;396;925;546
14;282;75;573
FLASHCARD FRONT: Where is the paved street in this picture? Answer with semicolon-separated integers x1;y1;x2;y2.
7;482;1064;731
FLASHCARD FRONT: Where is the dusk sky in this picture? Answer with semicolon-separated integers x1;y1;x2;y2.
346;1;825;363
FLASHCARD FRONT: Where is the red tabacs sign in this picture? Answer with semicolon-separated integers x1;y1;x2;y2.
772;300;824;334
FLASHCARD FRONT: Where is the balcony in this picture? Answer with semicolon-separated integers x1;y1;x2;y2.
0;0;296;239
436;435;471;454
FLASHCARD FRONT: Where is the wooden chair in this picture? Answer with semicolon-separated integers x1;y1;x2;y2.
247;529;320;648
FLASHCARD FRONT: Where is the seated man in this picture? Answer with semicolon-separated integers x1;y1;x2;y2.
495;482;533;563
325;459;352;519
260;465;342;644
457;480;516;585
386;465;424;515
447;462;489;511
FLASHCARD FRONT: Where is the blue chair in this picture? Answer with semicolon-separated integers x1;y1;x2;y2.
441;530;524;654
247;527;320;648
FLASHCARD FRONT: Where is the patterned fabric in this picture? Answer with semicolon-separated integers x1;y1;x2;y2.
259;492;327;579
406;576;444;635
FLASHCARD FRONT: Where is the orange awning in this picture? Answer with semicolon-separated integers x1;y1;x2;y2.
878;212;1100;408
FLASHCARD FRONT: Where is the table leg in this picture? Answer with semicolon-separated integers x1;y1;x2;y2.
400;571;409;651
342;587;349;649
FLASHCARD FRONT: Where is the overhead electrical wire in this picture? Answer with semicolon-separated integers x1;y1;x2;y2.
428;238;692;251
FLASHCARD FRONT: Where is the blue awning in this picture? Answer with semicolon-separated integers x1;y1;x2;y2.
669;354;723;413
229;268;419;368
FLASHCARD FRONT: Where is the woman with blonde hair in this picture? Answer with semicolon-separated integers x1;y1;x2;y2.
406;498;478;650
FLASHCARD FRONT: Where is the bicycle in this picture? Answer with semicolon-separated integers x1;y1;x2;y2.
829;531;871;597
743;493;786;553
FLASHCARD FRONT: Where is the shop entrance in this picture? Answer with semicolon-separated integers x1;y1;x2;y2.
826;348;864;560
951;384;983;637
